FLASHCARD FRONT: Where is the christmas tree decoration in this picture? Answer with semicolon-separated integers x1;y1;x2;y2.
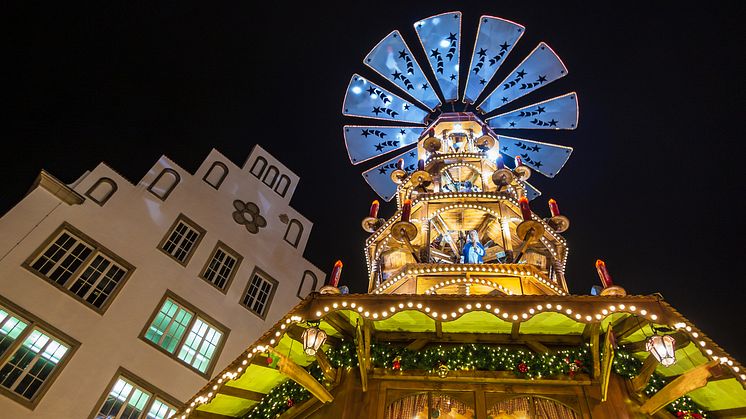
171;10;746;419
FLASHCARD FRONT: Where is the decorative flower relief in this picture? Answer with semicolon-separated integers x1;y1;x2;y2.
232;200;266;234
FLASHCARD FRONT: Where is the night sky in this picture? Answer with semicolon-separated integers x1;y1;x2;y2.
5;3;745;360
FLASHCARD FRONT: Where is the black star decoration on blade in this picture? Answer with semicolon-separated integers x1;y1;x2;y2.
373;107;382;115
421;83;429;90
409;151;416;157
430;49;441;58
535;161;543;168
479;79;486;85
536;106;546;114
447;33;457;42
361;129;371;137
501;97;509;103
537;75;547;83
477;48;488;57
509;122;516;127
400;129;406;135
375;144;384;151
378;167;387;174
398;50;407;59
530;145;541;152
502;146;508;152
450;74;456;81
499;42;510;51
367;86;376;95
548;119;558;126
392;70;403;80
403;104;410;110
516;70;527;78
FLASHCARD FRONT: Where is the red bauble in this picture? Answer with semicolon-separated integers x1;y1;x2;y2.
287;398;294;407
392;357;401;371
518;362;528;373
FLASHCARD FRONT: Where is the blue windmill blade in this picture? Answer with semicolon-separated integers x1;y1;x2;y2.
343;74;429;124
413;11;462;102
487;92;578;130
362;149;419;202
497;135;573;178
344;125;425;165
477;43;568;114
521;180;542;201
463;16;525;105
364;31;442;111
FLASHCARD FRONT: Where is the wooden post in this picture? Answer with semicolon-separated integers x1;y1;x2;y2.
587;323;601;379
267;347;333;403
315;348;337;382
355;322;369;392
631;354;659;392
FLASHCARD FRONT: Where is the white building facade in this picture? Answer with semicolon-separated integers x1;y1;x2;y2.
0;145;324;418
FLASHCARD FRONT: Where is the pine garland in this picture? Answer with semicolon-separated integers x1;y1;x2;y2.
244;343;709;418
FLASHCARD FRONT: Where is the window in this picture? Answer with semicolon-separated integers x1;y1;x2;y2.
92;368;180;419
203;161;228;190
283;219;303;248
199;242;242;292
249;156;267;178
158;215;205;266
240;268;278;319
25;223;134;313
141;292;228;377
274;174;290;197
262;165;279;188
296;270;318;299
85;177;118;206
147;169;180;200
0;297;79;409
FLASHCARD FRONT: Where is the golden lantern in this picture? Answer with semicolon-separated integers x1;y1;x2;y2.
646;334;676;367
301;322;327;356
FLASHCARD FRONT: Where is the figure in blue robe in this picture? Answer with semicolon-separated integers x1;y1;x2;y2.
462;230;485;264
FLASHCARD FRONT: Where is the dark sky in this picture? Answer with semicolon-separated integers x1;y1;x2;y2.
5;3;745;360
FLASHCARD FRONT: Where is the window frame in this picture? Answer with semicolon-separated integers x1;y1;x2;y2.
88;367;182;419
202;161;229;190
239;267;278;320
84;177;118;206
147;168;181;201
157;214;206;267
283;219;303;248
139;291;229;379
198;241;243;294
274;174;290;197
23;222;135;314
0;296;80;410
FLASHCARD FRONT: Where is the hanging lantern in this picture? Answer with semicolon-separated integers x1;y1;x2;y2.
646;334;676;367
301;323;327;356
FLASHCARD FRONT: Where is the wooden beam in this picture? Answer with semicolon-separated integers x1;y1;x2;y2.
707;406;746;418
268;347;333;403
363;320;372;373
217;385;265;402
435;320;443;338
631;354;660;392
612;315;650;341
587;323;600;379
355;322;369;392
190;410;236;419
374;331;583;346
525;340;549;354
323;312;355;338
511;322;521;340
640;360;718;415
315;348;337;382
406;338;430;351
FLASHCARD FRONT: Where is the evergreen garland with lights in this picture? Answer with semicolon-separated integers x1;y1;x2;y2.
244;343;709;418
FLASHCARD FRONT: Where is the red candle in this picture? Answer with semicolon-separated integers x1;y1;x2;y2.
595;259;614;288
329;260;343;287
518;196;532;221
495;154;505;169
548;198;560;217
395;159;404;170
514;155;523;167
401;199;412;222
368;200;380;218
417;159;425;171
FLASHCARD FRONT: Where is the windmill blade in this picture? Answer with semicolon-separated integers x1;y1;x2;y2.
497;135;573;178
362;149;419;202
487;92;578;130
343;74;429;123
364;31;442;111
478;43;568;114
520;180;542;201
413;11;462;102
344;126;424;165
463;16;525;104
